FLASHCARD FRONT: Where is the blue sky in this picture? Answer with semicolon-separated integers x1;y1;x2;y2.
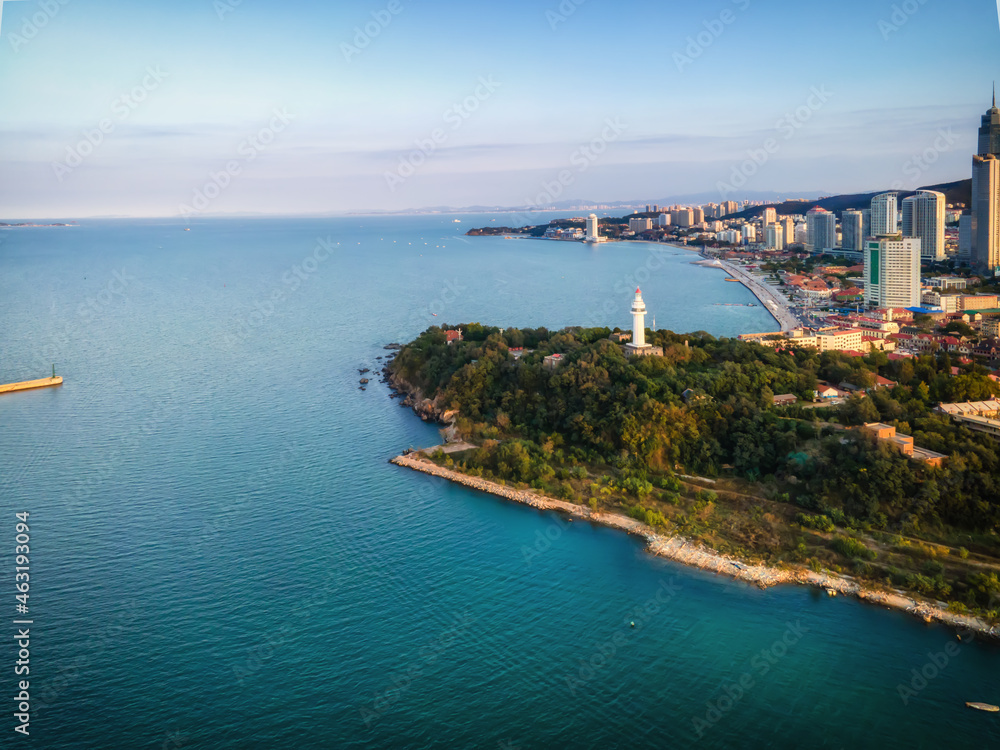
1;0;998;217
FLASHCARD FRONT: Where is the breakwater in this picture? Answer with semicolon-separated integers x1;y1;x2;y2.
0;376;63;395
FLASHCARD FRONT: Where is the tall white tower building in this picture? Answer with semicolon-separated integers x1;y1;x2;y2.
870;193;898;236
765;223;785;251
630;288;647;348
901;190;946;261
864;235;921;309
806;207;836;253
586;214;599;241
625;288;661;356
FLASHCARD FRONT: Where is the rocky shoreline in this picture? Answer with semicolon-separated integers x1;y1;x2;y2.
391;452;1000;640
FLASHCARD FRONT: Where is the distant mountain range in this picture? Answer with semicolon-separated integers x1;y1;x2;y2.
375;180;970;218
725;179;972;221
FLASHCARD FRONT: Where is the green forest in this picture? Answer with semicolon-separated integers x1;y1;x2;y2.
389;324;1000;618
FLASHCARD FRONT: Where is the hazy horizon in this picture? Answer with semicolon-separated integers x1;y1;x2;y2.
1;0;997;219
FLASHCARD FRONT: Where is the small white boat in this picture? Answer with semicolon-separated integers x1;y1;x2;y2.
965;702;999;713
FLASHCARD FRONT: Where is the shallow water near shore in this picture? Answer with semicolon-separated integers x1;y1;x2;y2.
1;215;998;749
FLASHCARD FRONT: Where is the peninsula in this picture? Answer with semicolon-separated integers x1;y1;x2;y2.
386;322;1000;636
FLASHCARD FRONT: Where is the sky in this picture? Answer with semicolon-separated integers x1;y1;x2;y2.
1;0;999;218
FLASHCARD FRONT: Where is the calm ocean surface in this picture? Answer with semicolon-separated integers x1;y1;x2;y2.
1;215;998;749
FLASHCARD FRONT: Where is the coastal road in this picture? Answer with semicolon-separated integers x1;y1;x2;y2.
716;260;800;332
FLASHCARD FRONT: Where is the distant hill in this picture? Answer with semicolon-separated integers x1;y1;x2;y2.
728;179;971;221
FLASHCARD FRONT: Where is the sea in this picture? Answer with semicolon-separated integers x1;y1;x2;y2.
1;215;997;749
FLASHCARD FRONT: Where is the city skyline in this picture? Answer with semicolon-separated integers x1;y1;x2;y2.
0;0;999;218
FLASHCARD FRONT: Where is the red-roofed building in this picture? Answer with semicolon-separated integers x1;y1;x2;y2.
445;330;463;344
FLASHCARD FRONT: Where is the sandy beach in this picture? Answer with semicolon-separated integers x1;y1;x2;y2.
391;452;999;640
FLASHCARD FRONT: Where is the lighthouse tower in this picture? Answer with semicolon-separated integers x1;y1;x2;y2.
626;288;658;356
631;288;647;347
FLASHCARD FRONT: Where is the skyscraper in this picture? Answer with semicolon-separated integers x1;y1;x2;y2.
870;193;898;236
762;207;777;226
901;190;946;261
978;86;1000;157
841;209;864;252
765;223;784;251
864;235;921;309
861;209;871;241
586;213;599;241
971;154;1000;273
805;207;836;253
782;217;795;248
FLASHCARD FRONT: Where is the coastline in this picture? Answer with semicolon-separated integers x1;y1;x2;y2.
658;242;796;333
391;452;999;640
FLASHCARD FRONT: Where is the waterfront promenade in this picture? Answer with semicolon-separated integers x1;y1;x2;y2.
715;260;799;332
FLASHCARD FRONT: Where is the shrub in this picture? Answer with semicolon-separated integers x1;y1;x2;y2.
831;536;876;561
795;513;835;533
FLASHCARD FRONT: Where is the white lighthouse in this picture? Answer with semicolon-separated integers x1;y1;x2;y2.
626;288;659;356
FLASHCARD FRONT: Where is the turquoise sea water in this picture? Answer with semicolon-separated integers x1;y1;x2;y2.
1;216;998;749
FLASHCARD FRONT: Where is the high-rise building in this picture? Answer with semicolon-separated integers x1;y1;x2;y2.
742;224;756;244
657;213;670;226
901;190;946;261
671;209;693;227
841;209;864;252
762;207;777;226
586;213;599;241
765;223;784;251
629;217;653;233
871;193;898;236
782;217;795;248
861;209;871;241
959;214;973;262
722;200;739;215
692;207;705;224
971;154;1000;273
978;87;1000;157
864;235;921;309
806;207;837;253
